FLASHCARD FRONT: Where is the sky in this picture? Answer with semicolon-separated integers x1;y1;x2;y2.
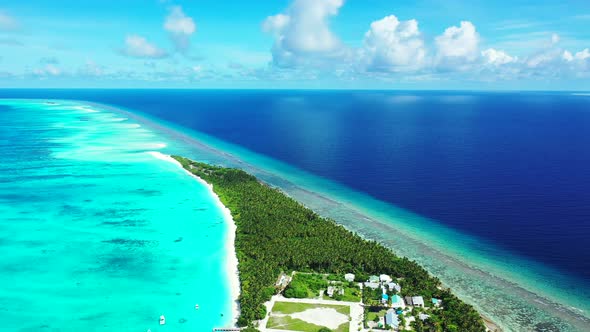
0;0;589;90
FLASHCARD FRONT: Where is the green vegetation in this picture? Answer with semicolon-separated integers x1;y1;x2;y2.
172;156;486;331
284;273;327;299
366;309;387;322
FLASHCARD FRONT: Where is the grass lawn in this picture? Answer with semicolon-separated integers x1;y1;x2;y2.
342;287;361;302
322;287;361;302
366;309;387;322
267;316;349;332
272;301;350;315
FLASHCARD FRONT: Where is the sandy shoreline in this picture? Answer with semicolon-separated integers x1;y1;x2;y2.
148;151;241;327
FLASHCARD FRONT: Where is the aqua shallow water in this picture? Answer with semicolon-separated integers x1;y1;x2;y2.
0;100;234;331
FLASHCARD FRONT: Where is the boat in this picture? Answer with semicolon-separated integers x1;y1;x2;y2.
195;304;199;310
159;315;166;325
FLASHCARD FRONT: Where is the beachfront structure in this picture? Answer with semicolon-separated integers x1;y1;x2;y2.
364;281;380;290
345;273;355;282
412;296;425;307
385;309;400;328
327;286;335;297
388;282;401;292
404;296;413;306
380;274;393;283
369;275;380;283
432;298;442;307
391;295;405;308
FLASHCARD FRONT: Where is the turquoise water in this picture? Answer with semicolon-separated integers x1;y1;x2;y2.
0;100;235;331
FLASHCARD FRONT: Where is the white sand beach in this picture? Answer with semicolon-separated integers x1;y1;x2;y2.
149;151;241;326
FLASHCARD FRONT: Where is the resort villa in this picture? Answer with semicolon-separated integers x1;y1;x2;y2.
385;309;400;329
411;296;425;307
388;282;401;292
391;295;405;309
380;274;393;283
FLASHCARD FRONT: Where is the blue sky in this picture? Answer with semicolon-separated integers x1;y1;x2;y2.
0;0;589;89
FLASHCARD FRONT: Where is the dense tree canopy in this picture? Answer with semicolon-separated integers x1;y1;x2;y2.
173;156;485;331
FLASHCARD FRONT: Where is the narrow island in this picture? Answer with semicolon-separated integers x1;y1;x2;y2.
172;156;487;332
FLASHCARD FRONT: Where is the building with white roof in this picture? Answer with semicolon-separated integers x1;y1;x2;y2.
419;313;430;321
388;282;401;292
364;282;380;290
379;274;392;283
412;296;425;307
385;309;399;328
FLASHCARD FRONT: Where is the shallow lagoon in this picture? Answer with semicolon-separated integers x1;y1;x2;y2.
0;100;234;331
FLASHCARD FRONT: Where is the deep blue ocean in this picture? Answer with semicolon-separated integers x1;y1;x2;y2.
3;89;589;282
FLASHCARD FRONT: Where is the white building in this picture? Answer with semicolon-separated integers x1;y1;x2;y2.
364;282;380;290
379;274;392;283
391;295;405;309
412;296;425;307
385;309;399;328
388;282;401;292
419;313;430;321
327;286;335;297
344;273;355;282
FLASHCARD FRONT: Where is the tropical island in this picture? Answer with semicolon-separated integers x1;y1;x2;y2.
172;156;487;332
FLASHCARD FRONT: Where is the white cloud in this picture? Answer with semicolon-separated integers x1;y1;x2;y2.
481;48;517;66
34;64;61;77
120;35;168;59
435;21;480;69
263;0;345;67
0;11;18;31
563;48;590;62
361;15;426;72
436;21;479;58
164;6;196;53
263;14;290;34
525;50;561;68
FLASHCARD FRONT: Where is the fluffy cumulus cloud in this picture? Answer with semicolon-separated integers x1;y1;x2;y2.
562;48;590;73
0;10;18;31
481;48;517;66
259;0;590;82
164;6;196;53
120;35;168;59
563;48;590;62
263;0;346;67
435;21;480;69
361;15;426;72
